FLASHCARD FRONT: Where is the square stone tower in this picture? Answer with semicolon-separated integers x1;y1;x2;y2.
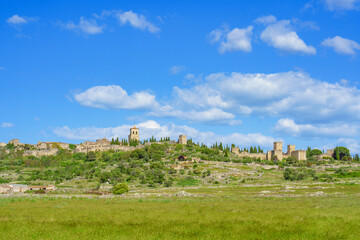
273;142;283;151
287;144;295;155
178;135;187;144
128;125;139;142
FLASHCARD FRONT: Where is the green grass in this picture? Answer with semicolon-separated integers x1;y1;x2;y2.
176;177;200;187
0;194;359;240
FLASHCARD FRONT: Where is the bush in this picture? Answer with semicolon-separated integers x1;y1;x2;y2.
69;144;77;150
0;178;10;184
284;168;315;181
112;183;129;195
316;174;334;182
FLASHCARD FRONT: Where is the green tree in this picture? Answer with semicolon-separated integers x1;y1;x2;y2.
333;146;350;160
112;183;129;195
310;149;322;156
306;146;312;157
69;144;77;150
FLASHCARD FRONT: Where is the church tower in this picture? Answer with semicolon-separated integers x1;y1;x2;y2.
128;125;139;143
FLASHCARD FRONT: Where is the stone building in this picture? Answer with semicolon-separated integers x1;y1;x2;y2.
321;149;334;158
96;138;111;146
128;125;139;143
178;135;187;144
0;142;6;147
266;142;306;161
291;150;307;161
37;141;69;150
8;139;24;146
287;145;295;155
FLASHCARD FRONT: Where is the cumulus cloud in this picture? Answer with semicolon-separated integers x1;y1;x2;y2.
1;122;14;128
324;0;359;11
336;138;360;153
149;106;242;125
7;15;28;25
73;71;360;127
171;71;360;123
322;36;360;55
260;20;316;55
63;17;104;35
6;14;37;26
209;26;253;53
74;85;158;110
275;118;358;138
170;65;186;75
54;120;274;147
116;11;160;33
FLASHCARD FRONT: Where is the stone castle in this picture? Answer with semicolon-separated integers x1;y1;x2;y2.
1;126;333;161
232;141;307;161
0;126;189;157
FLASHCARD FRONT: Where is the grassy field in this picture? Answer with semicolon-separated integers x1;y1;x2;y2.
0;185;359;240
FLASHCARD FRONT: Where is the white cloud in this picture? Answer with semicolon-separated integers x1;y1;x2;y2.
209;26;253;53
63;17;104;35
171;71;360;123
73;71;360;127
149;106;241;125
260;20;316;55
54;120;274;147
74;85;158;110
275;118;358;138
324;0;359;11
1;122;14;128
6;15;28;25
336;138;360;153
116;11;160;33
254;15;277;24
170;65;185;75
322;36;360;55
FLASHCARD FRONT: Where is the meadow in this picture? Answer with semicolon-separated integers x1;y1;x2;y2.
0;184;359;240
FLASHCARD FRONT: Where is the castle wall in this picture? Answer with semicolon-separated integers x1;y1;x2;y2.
232;150;266;160
291;150;307;160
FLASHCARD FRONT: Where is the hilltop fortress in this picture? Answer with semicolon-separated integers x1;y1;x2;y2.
232;142;307;161
1;126;334;161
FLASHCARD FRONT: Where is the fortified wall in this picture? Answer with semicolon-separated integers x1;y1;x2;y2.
232;142;307;161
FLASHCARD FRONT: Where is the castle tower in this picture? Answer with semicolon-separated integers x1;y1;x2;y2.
287;144;295;155
128;125;139;143
178;135;187;144
273;142;283;151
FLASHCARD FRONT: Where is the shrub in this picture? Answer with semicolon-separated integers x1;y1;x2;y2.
316;174;334;182
69;144;77;150
283;168;315;181
112;183;129;195
0;178;10;184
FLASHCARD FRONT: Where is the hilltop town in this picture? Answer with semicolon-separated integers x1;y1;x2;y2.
1;126;336;161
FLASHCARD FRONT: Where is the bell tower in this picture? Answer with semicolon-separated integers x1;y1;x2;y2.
128;125;139;143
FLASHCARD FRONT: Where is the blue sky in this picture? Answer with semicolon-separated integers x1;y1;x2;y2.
1;0;360;153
